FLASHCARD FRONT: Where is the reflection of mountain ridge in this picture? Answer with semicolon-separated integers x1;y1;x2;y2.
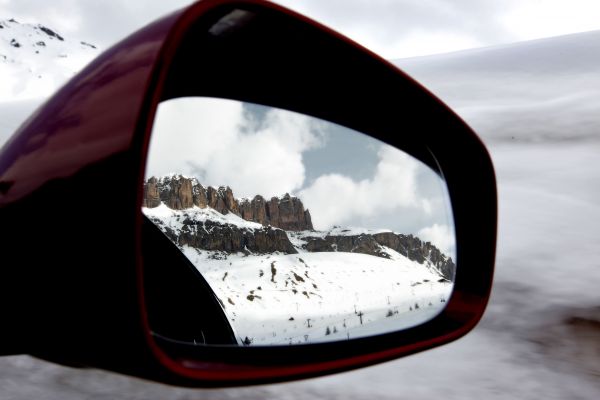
143;174;313;231
143;175;455;280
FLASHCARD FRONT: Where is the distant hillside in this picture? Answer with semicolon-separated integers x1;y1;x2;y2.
0;18;98;101
394;30;600;143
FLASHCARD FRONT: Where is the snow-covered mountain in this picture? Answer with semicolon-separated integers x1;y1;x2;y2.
0;18;98;102
143;175;454;345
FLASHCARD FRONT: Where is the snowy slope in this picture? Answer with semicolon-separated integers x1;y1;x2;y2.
143;203;451;345
0;19;98;102
0;19;98;147
395;30;600;144
181;250;449;345
144;202;265;232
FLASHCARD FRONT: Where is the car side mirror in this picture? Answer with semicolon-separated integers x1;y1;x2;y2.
0;0;496;387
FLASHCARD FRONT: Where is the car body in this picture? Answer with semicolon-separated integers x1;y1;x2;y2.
0;0;496;388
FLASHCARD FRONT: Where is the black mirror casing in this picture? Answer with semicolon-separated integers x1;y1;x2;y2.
0;0;496;386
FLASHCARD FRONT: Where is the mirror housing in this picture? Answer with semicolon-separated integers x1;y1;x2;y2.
0;0;496;386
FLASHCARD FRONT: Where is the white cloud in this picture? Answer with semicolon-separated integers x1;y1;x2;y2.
417;223;455;257
145;97;325;198
500;0;600;42
299;145;422;229
386;30;483;58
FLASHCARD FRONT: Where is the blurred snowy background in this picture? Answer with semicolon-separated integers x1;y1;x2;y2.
1;0;599;398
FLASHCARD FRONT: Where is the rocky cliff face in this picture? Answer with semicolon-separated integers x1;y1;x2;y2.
143;175;313;231
240;194;313;231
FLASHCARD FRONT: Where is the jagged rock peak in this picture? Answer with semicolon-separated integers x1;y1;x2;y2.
143;175;313;231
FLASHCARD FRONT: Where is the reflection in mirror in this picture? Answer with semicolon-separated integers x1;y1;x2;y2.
142;97;455;346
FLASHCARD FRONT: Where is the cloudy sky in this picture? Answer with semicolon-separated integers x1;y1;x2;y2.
2;0;600;58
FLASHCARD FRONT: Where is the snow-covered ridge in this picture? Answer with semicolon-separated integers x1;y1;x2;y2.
144;202;265;232
0;18;98;101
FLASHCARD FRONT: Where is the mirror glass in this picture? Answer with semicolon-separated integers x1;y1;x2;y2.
142;97;455;346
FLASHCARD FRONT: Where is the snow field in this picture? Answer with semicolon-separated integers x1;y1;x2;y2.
181;247;451;345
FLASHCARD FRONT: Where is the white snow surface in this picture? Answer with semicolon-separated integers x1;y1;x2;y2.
0;19;98;147
294;225;393;238
143;203;265;231
0;30;599;400
181;248;449;345
0;19;98;102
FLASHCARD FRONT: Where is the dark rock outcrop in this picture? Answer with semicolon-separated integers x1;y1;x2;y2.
38;25;64;41
160;176;194;210
142;177;161;208
270;194;311;231
373;232;452;274
238;193;314;231
240;195;269;225
304;234;387;258
193;183;208;208
206;186;228;214
148;216;297;255
143;175;313;231
80;41;97;49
